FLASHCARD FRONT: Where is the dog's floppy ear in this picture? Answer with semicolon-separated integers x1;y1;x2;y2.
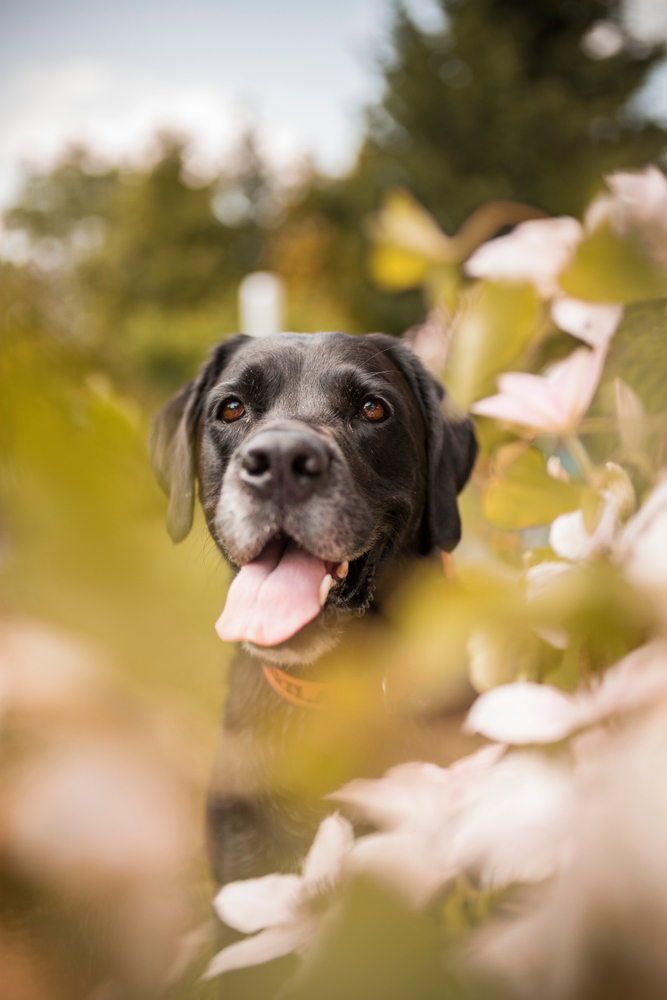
367;334;477;554
149;334;250;543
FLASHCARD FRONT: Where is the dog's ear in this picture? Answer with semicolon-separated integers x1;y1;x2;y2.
149;334;250;543
366;334;477;554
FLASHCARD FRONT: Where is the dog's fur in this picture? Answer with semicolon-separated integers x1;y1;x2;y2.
150;331;477;884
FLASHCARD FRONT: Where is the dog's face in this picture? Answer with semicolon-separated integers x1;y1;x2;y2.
150;332;476;664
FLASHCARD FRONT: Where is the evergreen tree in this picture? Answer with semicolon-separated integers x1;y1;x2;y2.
368;0;666;227
286;0;667;334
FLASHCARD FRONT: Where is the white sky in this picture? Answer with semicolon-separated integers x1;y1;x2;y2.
0;0;665;209
0;0;445;206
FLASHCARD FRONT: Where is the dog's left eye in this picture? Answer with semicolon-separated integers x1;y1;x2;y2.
219;398;246;423
358;397;387;422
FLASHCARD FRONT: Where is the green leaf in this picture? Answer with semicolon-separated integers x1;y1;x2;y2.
424;263;463;314
444;281;541;409
532;563;653;675
559;227;667;303
483;447;587;530
368;244;432;291
368;188;453;260
284;877;491;1000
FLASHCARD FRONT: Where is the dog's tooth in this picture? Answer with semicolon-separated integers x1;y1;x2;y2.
335;560;349;579
319;574;334;607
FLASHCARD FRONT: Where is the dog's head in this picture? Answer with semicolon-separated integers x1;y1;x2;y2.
150;332;476;664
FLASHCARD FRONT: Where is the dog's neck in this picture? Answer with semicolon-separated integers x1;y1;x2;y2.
222;548;445;737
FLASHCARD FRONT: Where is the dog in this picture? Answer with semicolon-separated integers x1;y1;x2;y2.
150;331;477;886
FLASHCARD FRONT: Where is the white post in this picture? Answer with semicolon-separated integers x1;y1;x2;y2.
239;271;284;338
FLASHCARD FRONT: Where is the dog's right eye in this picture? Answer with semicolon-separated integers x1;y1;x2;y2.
219;398;246;423
358;397;387;423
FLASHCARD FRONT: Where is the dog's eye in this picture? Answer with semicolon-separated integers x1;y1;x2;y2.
219;398;246;423
359;397;387;423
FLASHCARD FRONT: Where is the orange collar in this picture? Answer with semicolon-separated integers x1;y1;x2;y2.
262;663;334;710
262;552;453;710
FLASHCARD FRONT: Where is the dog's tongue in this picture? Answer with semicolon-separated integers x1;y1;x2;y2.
215;538;327;647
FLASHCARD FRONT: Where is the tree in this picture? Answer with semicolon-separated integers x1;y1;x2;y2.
284;0;667;334
368;0;667;226
6;1;667;355
4;137;276;389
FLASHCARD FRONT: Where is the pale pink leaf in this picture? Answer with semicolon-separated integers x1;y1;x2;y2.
213;874;302;933
464;217;583;298
547;346;606;429
495;372;564;428
550;493;619;562
551;297;623;347
202;924;309;978
450;753;574;888
470;393;557;430
466;682;578;744
331;762;449;830
302;813;354;885
349;831;452;908
617;478;667;589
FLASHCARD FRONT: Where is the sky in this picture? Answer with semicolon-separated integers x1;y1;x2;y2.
0;0;666;211
0;0;445;207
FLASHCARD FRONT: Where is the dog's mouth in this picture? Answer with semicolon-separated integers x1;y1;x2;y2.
215;533;352;648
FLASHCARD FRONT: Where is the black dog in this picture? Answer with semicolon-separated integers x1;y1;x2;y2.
150;331;476;884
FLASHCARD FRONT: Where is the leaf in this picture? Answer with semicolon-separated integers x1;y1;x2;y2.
614;377;646;453
424;264;463;314
597;460;636;519
444;282;541;409
368;244;433;291
603;299;667;416
483;447;587;530
531;564;652;674
283;877;486;1000
368;188;452;260
559;227;667;304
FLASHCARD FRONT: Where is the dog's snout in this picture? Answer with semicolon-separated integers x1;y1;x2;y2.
239;429;330;500
291;446;327;478
241;448;271;477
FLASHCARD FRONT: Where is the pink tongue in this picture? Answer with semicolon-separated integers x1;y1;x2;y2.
215;539;328;647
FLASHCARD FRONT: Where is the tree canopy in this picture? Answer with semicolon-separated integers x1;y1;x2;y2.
290;0;667;333
3;0;667;378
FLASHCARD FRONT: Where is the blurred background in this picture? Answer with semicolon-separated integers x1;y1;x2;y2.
2;0;667;996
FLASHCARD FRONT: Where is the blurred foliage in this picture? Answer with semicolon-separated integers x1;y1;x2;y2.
4;0;667;370
4;138;259;392
0;267;234;994
2;136;360;397
0;326;228;707
444;282;541;407
365;0;666;224
483;446;590;530
283;877;499;1000
604;298;667;416
560;225;667;302
1;2;667;996
280;0;667;335
192;165;667;995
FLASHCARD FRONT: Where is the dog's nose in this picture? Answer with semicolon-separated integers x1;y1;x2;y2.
239;429;330;501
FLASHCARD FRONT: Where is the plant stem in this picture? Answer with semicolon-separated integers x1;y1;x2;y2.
565;434;595;485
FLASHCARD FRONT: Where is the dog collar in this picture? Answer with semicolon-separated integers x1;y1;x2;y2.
262;663;334;710
262;553;453;710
